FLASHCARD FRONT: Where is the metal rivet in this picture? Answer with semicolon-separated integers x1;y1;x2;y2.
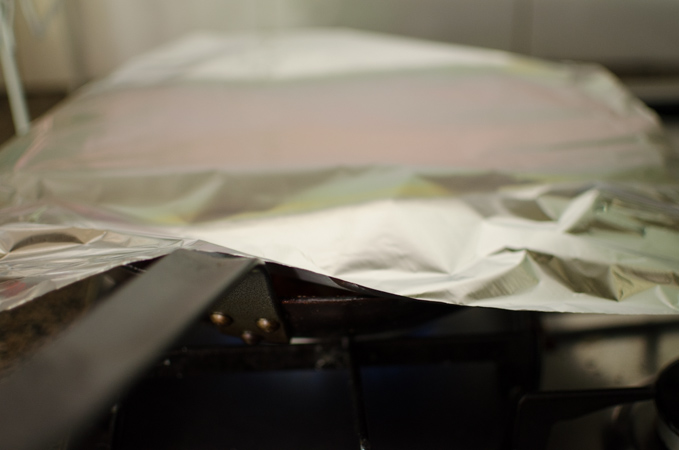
241;330;261;346
256;318;279;333
210;312;232;327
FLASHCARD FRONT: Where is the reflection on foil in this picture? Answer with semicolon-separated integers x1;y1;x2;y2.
0;223;202;309
0;29;678;314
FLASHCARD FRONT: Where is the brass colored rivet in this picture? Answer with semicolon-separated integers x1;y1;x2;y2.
210;312;232;327
241;330;261;346
256;318;280;333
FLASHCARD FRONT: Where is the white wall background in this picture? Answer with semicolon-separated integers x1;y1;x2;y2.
10;0;679;91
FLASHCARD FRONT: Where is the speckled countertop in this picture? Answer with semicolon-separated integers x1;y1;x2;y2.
0;277;98;377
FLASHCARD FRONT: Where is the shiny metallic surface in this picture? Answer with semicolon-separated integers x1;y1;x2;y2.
658;417;679;450
256;318;279;333
241;331;261;346
540;313;679;449
209;312;232;327
210;267;289;344
0;29;678;315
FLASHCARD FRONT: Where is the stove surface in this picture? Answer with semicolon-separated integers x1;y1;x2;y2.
112;307;536;450
541;313;679;450
71;297;678;450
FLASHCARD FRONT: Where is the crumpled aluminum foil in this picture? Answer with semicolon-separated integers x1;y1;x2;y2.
1;29;678;314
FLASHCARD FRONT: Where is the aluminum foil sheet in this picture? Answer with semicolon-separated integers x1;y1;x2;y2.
1;29;678;314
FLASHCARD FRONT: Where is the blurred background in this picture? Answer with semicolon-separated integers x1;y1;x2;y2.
2;0;679;141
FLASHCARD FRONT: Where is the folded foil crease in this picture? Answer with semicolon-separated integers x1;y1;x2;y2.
1;29;678;314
